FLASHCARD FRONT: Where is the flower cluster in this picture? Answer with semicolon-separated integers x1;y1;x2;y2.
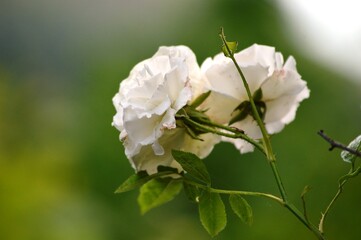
112;44;309;174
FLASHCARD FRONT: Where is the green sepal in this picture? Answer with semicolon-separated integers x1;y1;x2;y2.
221;41;238;57
137;178;183;215
229;101;251;125
176;107;210;139
185;107;211;123
172;149;211;185
254;101;266;121
189;91;211;108
219;27;238;58
229;99;267;125
253;88;263;102
229;194;253;226
198;190;227;237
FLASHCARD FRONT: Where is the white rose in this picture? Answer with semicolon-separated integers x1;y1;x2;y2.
201;44;310;153
112;46;219;174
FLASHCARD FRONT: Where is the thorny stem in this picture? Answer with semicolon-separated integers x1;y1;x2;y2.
219;28;325;240
318;130;361;157
219;28;275;161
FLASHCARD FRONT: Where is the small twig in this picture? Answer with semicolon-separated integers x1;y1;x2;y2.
301;185;311;223
317;130;361;157
319;176;348;234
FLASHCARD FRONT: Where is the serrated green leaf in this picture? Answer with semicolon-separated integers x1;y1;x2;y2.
198;190;227;237
341;135;361;163
172;150;211;185
183;181;201;203
137;178;182;214
229;194;253;226
189;91;211;108
115;171;150;193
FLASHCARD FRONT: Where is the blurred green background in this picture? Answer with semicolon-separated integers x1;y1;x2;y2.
1;0;361;239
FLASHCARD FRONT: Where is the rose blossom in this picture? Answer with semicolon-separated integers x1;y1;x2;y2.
112;46;219;174
201;44;310;153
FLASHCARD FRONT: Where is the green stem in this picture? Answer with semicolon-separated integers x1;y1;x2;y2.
318;179;346;234
181;116;265;154
183;179;283;204
219;28;275;161
185;177;325;239
285;203;325;240
269;161;288;202
319;166;361;233
219;28;325;240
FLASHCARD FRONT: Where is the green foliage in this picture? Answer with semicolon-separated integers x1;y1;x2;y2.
341;135;361;164
183;181;201;203
189;91;211;108
115;167;179;193
172;150;211;185
198;190;227;237
229;194;253;226
115;171;150;193
137;178;183;214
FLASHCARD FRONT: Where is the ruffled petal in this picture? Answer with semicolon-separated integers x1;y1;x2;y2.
182;133;221;158
131;129;186;174
261;69;307;101
201;91;240;124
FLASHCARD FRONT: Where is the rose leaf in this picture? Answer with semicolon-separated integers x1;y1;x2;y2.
229;194;253;226
137;178;182;215
172;149;211;185
198;190;227;237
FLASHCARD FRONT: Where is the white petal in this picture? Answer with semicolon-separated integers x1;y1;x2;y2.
204;60;246;100
262;70;307;101
265;95;299;124
201;91;240;124
222;116;261;154
123;109;162;145
241;64;269;94
235;44;276;74
152;140;165;156
275;52;284;70
160;108;177;130
131;129;185;174
222;137;255;154
164;66;187;103
182;133;221;158
284;56;297;72
231;116;262;139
